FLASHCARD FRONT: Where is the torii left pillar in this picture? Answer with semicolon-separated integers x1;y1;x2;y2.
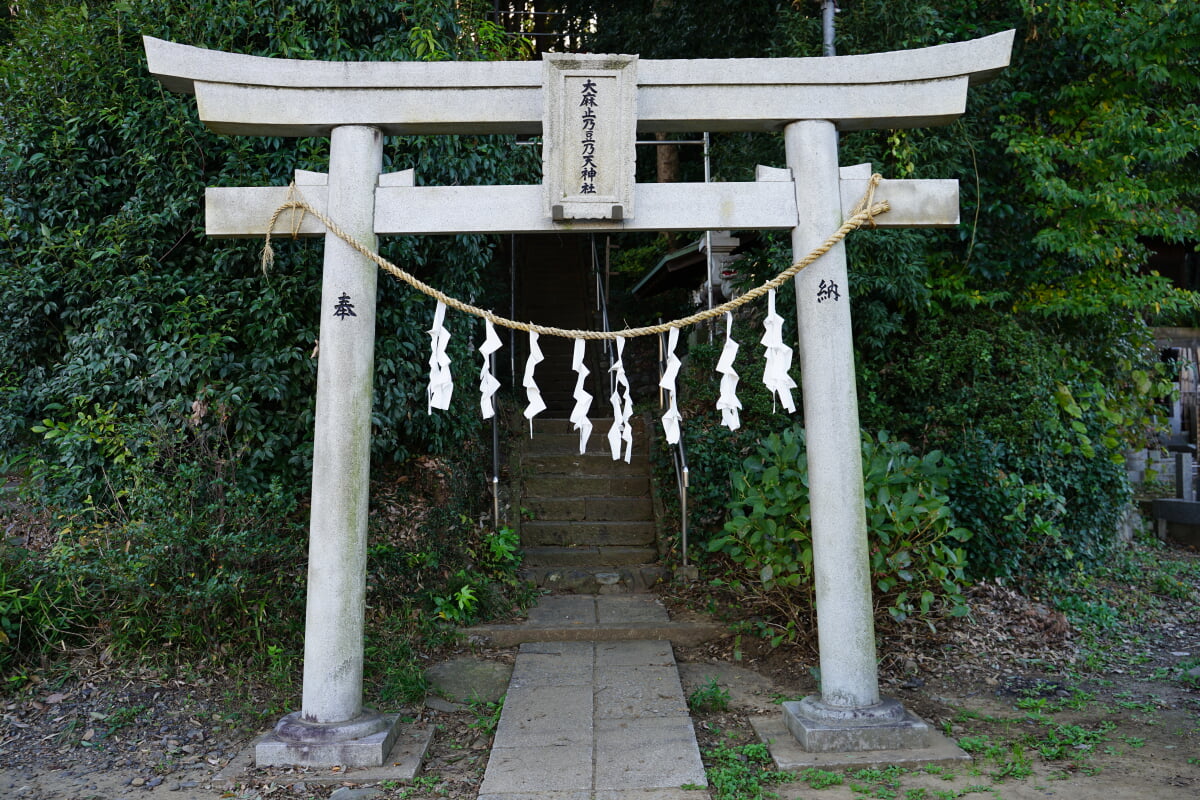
256;125;401;766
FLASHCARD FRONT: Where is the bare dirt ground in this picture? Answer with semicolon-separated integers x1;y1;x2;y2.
2;547;1197;800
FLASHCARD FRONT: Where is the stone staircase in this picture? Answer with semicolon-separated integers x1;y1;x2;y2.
514;235;602;416
515;416;663;593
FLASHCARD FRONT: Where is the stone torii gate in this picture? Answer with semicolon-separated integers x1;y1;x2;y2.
145;30;1013;767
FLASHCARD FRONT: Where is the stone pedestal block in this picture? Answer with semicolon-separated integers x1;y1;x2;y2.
782;697;932;753
255;710;402;768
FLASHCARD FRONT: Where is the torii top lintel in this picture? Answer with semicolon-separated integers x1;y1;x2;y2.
143;31;1013;137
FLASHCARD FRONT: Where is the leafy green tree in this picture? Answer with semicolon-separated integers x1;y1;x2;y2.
0;0;538;505
572;1;1198;585
802;2;1196;578
0;0;538;676
777;0;1199;286
562;0;787;59
1001;1;1199;271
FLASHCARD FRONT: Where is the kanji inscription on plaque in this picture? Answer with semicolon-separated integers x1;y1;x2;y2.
542;53;636;221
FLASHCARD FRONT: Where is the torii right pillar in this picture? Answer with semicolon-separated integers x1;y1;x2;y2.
783;119;929;751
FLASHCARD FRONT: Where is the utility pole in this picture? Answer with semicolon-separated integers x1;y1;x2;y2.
821;0;838;57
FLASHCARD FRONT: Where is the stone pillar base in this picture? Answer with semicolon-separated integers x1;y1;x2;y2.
255;710;401;768
783;696;932;753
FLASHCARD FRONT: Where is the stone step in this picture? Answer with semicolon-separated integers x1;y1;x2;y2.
535;393;577;415
521;520;656;548
465;594;722;642
522;545;658;567
522;451;651;476
526;418;646;436
513;565;668;596
522;432;631;456
524;495;654;522
523;474;649;498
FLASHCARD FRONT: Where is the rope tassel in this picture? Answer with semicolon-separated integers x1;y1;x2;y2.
607;337;634;463
761;289;797;414
716;312;742;431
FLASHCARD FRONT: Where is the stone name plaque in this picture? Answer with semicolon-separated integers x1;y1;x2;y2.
542;53;637;221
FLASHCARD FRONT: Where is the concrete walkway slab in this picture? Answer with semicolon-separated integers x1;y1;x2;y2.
595;640;675;667
492;686;594;749
510;654;595;689
594;717;706;791
594;666;690;718
479;632;707;800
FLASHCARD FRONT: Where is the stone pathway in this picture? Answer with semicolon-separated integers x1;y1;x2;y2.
476;596;708;800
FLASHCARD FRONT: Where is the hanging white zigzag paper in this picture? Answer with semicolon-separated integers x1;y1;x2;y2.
619;371;634;461
607;336;634;463
716;312;742;431
522;330;546;434
570;338;593;454
660;327;682;445
478;320;501;420
761;289;797;413
427;301;453;412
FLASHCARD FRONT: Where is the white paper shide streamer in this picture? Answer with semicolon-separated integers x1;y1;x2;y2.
570;339;593;454
522;331;546;434
659;327;682;445
607;337;634;463
716;312;742;430
478;320;501;419
427;301;453;412
761;289;797;413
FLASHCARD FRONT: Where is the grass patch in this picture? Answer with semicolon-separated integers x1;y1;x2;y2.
1040;536;1199;678
688;678;732;713
702;737;794;800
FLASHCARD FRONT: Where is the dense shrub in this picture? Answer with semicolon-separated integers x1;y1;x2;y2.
0;415;527;684
860;309;1150;579
947;430;1129;579
706;425;970;644
0;551;76;677
0;418;306;679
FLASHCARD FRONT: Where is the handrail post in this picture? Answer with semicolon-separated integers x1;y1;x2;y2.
681;465;690;567
491;347;501;531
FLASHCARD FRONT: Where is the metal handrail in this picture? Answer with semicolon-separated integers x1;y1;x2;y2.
675;435;691;568
658;325;691;567
592;235;617;396
494;233;518;533
490;350;501;531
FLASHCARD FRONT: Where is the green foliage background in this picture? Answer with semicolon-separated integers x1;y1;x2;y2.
0;0;536;679
709;426;971;644
0;0;538;505
1;0;1198;667
572;0;1199;595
